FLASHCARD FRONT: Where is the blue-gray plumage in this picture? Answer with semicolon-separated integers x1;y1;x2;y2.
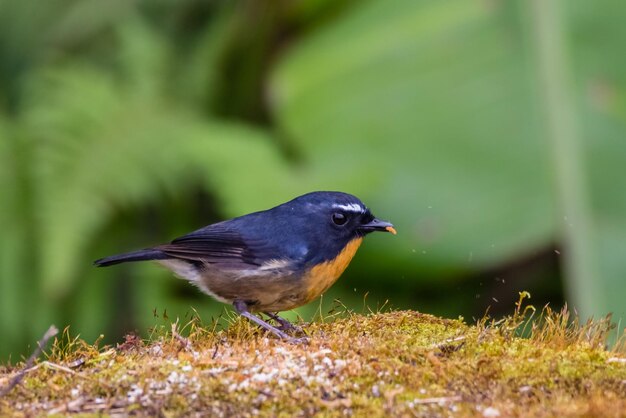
94;191;395;342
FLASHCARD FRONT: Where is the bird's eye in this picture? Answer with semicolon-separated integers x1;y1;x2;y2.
332;212;348;226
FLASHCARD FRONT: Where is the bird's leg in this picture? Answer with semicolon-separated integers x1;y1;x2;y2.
233;301;306;344
263;312;304;334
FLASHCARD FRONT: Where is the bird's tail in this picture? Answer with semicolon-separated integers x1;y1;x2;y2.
94;248;169;267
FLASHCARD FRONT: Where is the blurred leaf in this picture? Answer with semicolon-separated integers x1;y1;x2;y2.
115;16;171;99
270;0;626;324
270;0;555;277
22;63;293;297
17;17;295;298
47;0;133;48
0;117;23;350
568;0;626;323
173;4;237;107
0;0;133;108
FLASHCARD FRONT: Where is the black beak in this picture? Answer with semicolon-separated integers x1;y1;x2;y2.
359;218;397;235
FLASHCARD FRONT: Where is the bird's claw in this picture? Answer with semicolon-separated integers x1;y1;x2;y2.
285;336;310;345
265;312;305;335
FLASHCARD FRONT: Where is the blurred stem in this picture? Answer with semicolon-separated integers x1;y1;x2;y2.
528;0;600;318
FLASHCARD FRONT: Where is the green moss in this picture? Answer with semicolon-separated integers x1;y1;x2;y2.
1;306;625;417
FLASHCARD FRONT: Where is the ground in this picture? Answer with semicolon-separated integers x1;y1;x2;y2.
1;295;625;417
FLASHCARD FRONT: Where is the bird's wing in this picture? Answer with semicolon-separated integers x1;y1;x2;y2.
155;223;279;267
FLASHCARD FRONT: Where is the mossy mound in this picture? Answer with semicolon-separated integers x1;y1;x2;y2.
1;305;625;417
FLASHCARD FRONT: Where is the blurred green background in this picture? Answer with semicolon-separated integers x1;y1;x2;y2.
1;0;625;360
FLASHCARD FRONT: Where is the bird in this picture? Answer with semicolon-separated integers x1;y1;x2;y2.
94;191;396;342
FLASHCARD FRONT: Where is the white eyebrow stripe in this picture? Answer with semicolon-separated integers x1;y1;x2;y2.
332;203;365;213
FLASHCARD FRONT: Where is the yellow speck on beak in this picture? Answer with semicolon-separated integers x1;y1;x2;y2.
385;226;397;235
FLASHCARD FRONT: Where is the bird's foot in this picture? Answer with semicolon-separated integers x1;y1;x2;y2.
234;301;308;344
264;312;305;334
286;336;309;345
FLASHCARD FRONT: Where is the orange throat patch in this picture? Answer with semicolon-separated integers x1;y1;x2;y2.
304;237;363;303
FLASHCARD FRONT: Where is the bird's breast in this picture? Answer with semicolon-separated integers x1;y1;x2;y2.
302;237;363;303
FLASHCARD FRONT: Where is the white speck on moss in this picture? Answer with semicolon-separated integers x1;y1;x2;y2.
167;371;184;385
252;370;278;383
150;344;163;357
483;406;501;417
127;384;144;403
204;366;227;375
274;346;288;355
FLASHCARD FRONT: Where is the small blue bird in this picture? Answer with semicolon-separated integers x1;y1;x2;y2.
95;191;396;342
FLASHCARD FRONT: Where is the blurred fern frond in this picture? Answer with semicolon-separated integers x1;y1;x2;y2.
0;15;294;357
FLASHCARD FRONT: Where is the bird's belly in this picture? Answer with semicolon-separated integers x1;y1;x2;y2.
159;237;362;312
195;267;308;312
157;259;232;304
